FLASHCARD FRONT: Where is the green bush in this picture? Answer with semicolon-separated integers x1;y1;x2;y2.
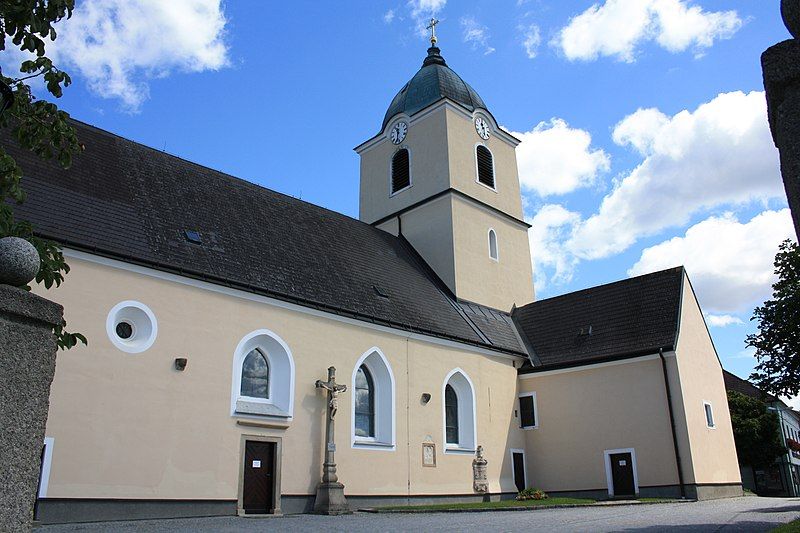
516;488;548;501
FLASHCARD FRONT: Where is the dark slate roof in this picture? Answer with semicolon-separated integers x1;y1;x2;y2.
723;370;778;403
515;267;685;372
7;120;525;356
382;46;487;130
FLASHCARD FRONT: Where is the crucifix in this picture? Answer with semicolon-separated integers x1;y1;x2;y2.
427;17;440;46
313;366;351;514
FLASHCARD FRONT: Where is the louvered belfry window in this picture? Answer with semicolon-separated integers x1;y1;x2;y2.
476;145;495;189
391;148;410;194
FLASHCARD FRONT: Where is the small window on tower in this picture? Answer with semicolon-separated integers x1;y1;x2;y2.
391;148;410;194
488;229;498;261
476;145;495;189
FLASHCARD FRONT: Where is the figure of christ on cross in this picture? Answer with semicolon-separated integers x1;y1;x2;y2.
313;366;351;514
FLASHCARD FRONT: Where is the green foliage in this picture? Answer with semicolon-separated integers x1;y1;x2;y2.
748;239;800;397
1;0;85;349
727;391;786;469
516;487;548;501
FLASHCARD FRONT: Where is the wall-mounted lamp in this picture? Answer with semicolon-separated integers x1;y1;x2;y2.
174;357;188;371
421;393;431;405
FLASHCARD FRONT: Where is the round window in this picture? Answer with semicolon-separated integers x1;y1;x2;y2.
115;321;134;340
106;301;157;353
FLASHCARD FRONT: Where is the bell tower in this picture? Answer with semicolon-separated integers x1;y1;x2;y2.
354;35;534;311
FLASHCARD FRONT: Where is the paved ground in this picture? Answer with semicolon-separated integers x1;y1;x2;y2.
39;497;800;532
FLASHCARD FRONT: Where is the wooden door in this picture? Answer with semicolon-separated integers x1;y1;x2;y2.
610;452;635;497
512;452;526;492
242;441;275;514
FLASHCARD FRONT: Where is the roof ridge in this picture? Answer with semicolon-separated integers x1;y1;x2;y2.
524;266;685;307
66;117;400;239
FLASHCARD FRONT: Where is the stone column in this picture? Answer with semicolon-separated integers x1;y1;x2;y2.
763;0;800;239
0;238;64;532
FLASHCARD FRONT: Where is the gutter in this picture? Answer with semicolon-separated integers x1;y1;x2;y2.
659;347;686;499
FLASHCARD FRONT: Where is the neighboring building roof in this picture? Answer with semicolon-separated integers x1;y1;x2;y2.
723;370;779;403
8;120;525;356
382;46;487;130
515;267;685;372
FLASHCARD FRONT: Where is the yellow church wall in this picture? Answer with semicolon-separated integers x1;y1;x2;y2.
450;195;535;311
518;357;681;493
443;106;525;220
33;252;525;502
673;273;742;486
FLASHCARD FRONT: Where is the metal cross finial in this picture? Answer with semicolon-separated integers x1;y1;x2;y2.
427;18;439;46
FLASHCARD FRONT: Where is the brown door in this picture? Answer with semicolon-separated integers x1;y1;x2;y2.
243;441;275;514
610;452;635;497
512;452;526;492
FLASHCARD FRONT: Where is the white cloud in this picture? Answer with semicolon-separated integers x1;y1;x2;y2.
37;0;229;111
527;204;582;293
384;9;396;24
569;91;783;260
513;119;610;197
704;314;744;328
521;24;541;59
553;0;742;62
628;209;794;314
784;395;800;410
408;0;446;37
461;17;495;55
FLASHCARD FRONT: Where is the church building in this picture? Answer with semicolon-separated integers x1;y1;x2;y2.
12;40;742;524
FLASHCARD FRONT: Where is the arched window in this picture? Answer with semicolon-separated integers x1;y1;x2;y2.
351;347;396;449
391;148;410;194
240;348;270;399
476;145;495;189
354;365;375;438
231;329;295;420
488;229;498;261
445;384;459;444
442;369;477;452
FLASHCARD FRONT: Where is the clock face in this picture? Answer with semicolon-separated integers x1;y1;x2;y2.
475;117;490;139
390;121;408;144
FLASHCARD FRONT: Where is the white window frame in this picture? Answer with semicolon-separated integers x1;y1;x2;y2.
38;436;54;498
603;447;640;497
509;448;527;491
388;145;413;197
474;142;497;192
106;300;158;354
518;391;538;430
703;400;716;429
488;228;499;262
231;329;295;421
351;347;396;451
442;368;477;454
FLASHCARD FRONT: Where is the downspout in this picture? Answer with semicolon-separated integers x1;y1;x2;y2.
659;347;686;499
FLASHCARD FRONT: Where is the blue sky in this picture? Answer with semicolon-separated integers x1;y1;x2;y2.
5;1;795;394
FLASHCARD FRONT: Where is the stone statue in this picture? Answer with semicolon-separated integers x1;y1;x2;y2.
763;0;800;239
316;372;346;420
472;445;489;493
312;366;351;514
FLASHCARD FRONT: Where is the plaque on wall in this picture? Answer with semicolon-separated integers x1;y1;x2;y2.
422;442;436;467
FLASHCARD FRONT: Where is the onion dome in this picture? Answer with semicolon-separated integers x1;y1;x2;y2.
382;46;487;130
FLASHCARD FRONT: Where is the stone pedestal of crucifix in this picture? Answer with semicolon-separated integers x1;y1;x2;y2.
313;366;351;515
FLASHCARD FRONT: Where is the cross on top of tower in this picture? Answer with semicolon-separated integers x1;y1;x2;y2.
427;18;439;46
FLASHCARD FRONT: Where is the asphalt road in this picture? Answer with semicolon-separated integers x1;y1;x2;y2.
39;496;800;532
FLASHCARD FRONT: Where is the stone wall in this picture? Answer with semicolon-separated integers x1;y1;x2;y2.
0;285;63;532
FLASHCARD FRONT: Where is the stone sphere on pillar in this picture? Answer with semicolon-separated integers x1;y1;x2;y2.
0;236;41;286
783;0;800;39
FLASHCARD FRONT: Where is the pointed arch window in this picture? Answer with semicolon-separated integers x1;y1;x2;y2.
391;148;411;194
445;384;459;444
355;365;375;438
442;369;477;452
488;229;498;261
476;145;495;189
240;348;270;399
